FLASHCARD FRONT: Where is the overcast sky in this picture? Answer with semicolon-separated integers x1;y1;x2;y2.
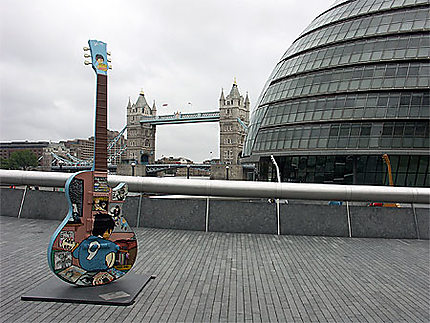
1;0;332;162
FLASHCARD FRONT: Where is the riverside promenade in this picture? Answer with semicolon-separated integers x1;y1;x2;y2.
0;216;428;323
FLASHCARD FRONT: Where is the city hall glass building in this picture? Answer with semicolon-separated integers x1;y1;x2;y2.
242;0;429;187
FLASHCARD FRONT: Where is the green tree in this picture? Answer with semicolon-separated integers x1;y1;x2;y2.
0;158;10;169
7;150;39;170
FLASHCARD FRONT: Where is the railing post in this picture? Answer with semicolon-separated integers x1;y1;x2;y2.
276;199;280;236
412;203;420;240
136;193;143;228
17;186;28;219
205;197;210;232
346;201;352;238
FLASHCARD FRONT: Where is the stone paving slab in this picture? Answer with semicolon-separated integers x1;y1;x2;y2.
0;216;429;323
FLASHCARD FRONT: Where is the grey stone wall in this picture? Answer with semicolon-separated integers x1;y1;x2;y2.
122;195;139;227
349;206;418;239
1;188;428;239
139;198;206;231
20;189;69;220
209;200;276;234
0;188;24;217
415;207;429;239
0;188;68;220
281;204;349;237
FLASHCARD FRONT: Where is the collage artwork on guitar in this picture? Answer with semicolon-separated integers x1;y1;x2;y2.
47;40;138;287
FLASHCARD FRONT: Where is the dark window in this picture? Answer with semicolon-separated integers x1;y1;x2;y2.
360;125;371;136
329;125;339;136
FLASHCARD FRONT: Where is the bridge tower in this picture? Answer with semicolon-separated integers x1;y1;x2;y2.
219;79;250;165
126;91;156;164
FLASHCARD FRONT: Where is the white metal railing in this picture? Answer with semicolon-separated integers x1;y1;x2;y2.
0;169;429;204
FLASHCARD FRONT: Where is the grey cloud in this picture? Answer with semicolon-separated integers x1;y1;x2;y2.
1;0;332;162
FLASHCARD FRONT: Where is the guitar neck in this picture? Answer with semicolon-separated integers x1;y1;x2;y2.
94;74;108;172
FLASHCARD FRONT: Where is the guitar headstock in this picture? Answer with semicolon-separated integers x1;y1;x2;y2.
83;40;111;75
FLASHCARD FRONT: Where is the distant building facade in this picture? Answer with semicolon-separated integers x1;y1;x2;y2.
61;139;93;161
0;141;49;166
60;129;125;165
242;0;430;187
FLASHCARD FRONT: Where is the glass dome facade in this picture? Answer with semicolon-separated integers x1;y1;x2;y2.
243;0;430;187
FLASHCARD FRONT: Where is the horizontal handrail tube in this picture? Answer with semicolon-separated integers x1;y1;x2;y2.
0;169;429;203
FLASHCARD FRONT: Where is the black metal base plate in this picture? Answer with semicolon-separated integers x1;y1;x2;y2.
21;273;155;306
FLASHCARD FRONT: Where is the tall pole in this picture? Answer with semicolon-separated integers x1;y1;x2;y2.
271;155;281;236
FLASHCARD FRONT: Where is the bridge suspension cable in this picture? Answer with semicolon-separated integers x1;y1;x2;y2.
108;125;127;150
50;126;127;167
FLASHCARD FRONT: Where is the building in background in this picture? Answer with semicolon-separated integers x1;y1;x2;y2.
123;83;251;179
219;80;250;165
242;0;429;187
211;81;250;180
125;91;157;165
1;129;126;170
61;138;93;161
0;141;49;166
60;129;126;165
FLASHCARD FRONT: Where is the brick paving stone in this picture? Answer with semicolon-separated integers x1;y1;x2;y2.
0;216;429;323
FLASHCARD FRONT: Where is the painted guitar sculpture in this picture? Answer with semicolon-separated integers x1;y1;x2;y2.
47;40;137;286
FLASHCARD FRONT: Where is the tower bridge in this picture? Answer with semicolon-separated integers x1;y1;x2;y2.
125;81;250;177
46;81;250;179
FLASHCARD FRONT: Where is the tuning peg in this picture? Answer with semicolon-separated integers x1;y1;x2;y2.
84;53;91;58
107;58;112;63
83;46;90;51
109;65;113;70
107;51;111;56
84;60;91;65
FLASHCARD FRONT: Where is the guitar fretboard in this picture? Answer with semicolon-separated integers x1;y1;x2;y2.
94;74;108;172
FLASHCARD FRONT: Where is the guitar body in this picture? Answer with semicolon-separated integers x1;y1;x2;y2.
47;40;137;286
47;171;137;286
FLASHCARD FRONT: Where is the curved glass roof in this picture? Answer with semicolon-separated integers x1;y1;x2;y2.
243;0;430;159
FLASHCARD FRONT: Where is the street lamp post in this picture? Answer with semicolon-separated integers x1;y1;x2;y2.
187;164;191;179
270;155;282;236
131;161;136;176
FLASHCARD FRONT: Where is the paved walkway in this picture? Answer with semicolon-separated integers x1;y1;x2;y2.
0;216;429;322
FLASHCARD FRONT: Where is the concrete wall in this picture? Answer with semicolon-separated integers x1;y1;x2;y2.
1;188;68;220
20;189;69;220
415;207;429;240
349;206;418;239
1;188;428;239
209;200;276;234
1;188;24;217
281;204;349;237
139;198;206;231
